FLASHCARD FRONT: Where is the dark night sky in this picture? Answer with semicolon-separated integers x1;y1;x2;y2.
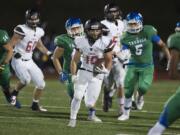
0;0;179;40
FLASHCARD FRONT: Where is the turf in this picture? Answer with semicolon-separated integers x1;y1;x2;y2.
0;79;180;135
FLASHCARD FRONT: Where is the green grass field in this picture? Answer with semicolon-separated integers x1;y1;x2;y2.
0;79;180;135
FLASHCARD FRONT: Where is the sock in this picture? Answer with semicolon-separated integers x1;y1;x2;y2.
124;98;132;108
118;97;125;113
70;98;81;120
89;108;96;117
3;90;11;101
124;98;132;115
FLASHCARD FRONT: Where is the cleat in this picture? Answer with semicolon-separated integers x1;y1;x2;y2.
10;96;17;106
9;96;21;109
117;114;129;121
88;115;102;123
31;103;47;112
136;96;144;110
67;119;76;127
14;100;21;109
136;100;144;110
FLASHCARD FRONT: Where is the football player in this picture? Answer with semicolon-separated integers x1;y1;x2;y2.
167;22;180;79
0;29;21;108
101;3;129;114
52;18;84;100
148;22;180;135
7;8;52;111
118;12;171;121
68;18;114;127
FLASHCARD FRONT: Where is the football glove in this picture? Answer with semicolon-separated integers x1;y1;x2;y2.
93;64;109;74
59;71;68;83
47;51;53;60
0;64;5;72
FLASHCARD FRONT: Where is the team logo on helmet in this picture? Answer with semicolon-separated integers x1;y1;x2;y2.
126;12;143;33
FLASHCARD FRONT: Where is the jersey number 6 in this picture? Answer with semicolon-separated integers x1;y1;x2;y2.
26;41;37;53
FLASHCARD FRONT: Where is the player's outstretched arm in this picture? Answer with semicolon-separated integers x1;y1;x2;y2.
104;50;113;71
71;49;81;83
36;39;52;56
157;39;171;70
3;43;13;65
52;47;64;74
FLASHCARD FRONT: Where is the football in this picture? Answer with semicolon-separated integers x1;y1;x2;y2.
93;58;105;76
94;58;105;67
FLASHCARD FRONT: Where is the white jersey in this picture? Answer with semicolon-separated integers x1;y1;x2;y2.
13;24;44;59
74;35;114;71
101;19;125;53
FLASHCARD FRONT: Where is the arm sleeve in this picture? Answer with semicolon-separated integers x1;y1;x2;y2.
151;35;161;43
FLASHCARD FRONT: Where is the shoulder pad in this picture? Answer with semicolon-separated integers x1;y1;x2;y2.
54;34;69;46
14;25;25;36
36;27;45;37
144;25;157;35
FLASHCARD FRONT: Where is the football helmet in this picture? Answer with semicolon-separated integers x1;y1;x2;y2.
25;9;40;28
104;3;122;21
126;12;143;33
84;18;103;42
175;22;180;32
65;18;84;38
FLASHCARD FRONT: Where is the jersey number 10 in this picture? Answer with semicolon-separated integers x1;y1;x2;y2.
86;55;98;64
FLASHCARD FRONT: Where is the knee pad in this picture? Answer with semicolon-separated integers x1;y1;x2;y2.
36;81;45;90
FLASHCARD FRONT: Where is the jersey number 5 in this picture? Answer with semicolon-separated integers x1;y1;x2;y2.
135;44;143;55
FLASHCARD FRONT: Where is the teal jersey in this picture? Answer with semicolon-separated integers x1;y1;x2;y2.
121;25;157;65
167;32;180;51
54;34;75;72
0;29;10;64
